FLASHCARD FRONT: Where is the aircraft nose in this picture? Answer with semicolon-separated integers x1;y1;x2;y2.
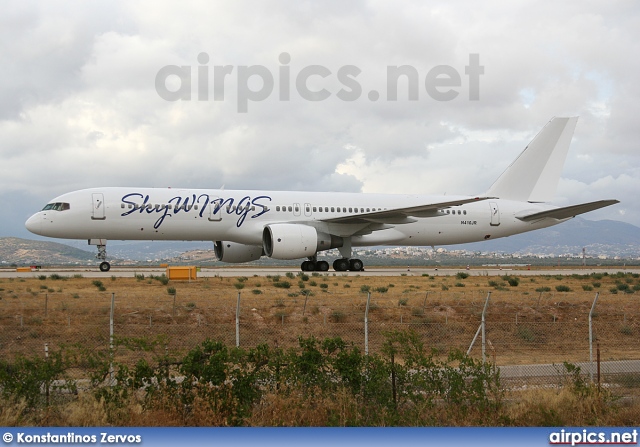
25;214;43;235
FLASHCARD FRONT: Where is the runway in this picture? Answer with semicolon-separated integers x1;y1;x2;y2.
1;265;639;278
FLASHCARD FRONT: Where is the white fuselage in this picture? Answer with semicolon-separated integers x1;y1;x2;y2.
25;187;564;248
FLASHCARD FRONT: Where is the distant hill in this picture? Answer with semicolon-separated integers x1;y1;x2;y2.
2;218;640;266
0;237;96;265
456;218;640;256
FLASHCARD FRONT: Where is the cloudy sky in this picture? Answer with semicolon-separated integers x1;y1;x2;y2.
2;0;639;239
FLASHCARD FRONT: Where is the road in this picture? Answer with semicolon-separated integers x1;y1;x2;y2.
1;266;639;278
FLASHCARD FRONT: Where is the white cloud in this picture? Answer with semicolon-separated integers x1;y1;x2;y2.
2;0;639;238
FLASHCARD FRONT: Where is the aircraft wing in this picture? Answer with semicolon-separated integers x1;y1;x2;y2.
516;199;620;222
319;196;492;225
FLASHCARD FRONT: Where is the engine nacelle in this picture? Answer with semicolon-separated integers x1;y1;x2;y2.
262;224;343;260
214;241;263;263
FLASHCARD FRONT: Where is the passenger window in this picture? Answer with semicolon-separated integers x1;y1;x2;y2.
313;207;317;212
331;207;335;212
288;206;292;212
463;210;467;215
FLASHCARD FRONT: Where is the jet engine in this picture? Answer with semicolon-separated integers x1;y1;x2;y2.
214;241;263;263
262;224;343;260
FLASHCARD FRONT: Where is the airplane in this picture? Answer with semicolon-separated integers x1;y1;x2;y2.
25;117;619;273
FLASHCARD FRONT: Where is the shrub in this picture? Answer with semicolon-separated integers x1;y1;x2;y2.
167;287;176;295
274;281;291;289
456;272;469;279
555;285;571;292
516;325;536;342
506;276;519;287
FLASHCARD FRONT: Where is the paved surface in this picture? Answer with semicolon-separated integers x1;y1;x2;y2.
1;266;639;278
499;360;640;379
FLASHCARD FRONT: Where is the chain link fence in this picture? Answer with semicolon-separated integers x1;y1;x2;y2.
1;288;639;392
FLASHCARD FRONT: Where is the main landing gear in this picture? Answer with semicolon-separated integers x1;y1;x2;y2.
299;237;363;272
90;239;111;272
300;257;364;272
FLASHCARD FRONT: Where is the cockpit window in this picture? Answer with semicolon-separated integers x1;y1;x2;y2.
42;202;70;211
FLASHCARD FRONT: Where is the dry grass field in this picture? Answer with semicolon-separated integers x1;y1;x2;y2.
1;268;639;366
2;268;640;427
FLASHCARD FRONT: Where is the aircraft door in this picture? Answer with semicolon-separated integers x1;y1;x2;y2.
490;202;500;226
304;203;312;217
293;203;301;217
208;197;222;221
92;193;106;220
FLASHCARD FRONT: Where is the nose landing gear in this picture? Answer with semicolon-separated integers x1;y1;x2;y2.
90;239;111;272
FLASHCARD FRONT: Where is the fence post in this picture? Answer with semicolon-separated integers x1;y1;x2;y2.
172;291;177;317
236;291;241;347
481;292;490;363
589;292;600;382
303;291;309;316
45;293;48;318
109;292;115;386
364;292;370;355
467;292;491;361
44;343;49;406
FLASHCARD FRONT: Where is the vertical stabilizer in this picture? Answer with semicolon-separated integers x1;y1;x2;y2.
485;117;578;202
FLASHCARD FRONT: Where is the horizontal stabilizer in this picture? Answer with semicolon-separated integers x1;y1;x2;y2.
516;200;620;222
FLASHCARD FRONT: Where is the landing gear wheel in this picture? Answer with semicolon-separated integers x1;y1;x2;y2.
316;260;330;272
99;261;111;272
349;258;364;271
333;258;349;272
301;260;315;271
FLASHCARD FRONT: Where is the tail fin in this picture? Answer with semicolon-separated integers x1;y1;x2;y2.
485;117;578;202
